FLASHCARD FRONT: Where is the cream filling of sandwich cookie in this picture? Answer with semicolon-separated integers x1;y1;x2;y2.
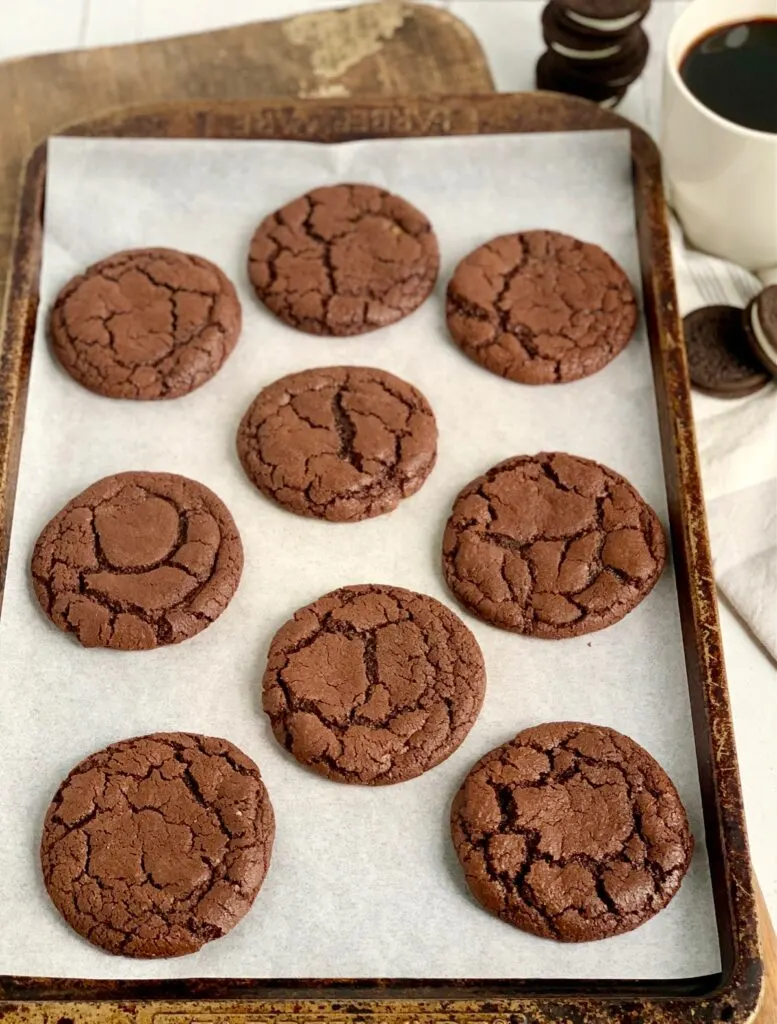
751;302;777;366
567;9;643;31
550;40;622;59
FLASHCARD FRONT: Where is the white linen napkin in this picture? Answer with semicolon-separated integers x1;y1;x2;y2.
670;218;777;661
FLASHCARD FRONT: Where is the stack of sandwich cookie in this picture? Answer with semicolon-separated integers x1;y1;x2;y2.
536;0;651;109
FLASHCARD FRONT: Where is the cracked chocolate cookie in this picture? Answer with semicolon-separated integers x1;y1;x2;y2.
442;452;666;638
247;183;440;336
31;471;243;650
50;248;242;400
262;584;486;784
446;230;638;384
237;366;438;522
451;722;693;942
41;732;275;958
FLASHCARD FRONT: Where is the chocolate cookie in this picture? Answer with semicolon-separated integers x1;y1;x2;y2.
744;286;777;378
539;28;648;85
683;305;770;399
561;0;651;34
442;452;666;638
41;732;275;958
536;52;627;105
248;183;440;336
446;231;638;384
50;249;242;400
262;584;486;785
31;471;243;650
543;3;630;59
451;722;693;942
237;366;437;522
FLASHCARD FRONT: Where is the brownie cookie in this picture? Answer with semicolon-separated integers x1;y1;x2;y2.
684;305;770;398
248;183;440;336
31;471;243;650
446;231;638;384
50;248;242;400
41;733;275;958
442;452;666;638
451;722;693;942
262;584;486;785
237;366;437;522
744;286;777;378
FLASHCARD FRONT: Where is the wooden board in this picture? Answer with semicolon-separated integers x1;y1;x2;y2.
0;0;493;323
0;93;764;1024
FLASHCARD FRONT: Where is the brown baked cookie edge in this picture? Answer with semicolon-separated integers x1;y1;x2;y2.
40;732;275;958
450;721;694;942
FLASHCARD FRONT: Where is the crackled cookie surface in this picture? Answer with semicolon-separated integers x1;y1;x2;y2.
41;733;275;958
451;722;693;942
262;584;486;784
442;452;666;638
237;366;437;522
50;248;241;400
248;184;440;336
31;471;243;650
446;230;637;384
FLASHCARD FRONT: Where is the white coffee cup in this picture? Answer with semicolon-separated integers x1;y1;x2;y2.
661;0;777;280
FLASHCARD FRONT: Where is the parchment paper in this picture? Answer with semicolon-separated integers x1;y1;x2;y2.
0;131;720;980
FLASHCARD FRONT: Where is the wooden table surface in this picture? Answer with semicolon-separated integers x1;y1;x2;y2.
0;3;772;1019
0;0;493;323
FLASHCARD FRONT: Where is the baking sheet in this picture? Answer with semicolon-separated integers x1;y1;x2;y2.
0;131;720;980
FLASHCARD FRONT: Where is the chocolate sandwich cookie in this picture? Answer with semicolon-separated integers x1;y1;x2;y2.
31;471;243;650
451;722;693;942
41;733;275;958
543;2;628;60
744;286;777;378
262;584;486;785
248;183;440;336
442;452;666;638
446;230;637;384
560;0;651;36
237;366;437;522
538;29;648;88
684;305;770;398
50;248;241;400
536;52;627;105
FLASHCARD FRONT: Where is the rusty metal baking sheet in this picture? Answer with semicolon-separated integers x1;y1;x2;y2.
0;95;760;1024
0;128;718;980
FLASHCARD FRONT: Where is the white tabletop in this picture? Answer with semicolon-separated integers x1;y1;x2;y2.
2;0;775;927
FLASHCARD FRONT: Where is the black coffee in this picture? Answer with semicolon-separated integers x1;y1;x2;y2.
680;18;777;134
